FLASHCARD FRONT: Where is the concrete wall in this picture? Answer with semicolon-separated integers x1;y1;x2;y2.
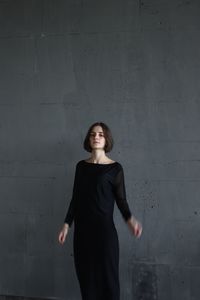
0;0;200;299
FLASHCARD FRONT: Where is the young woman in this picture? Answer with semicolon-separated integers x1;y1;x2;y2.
58;122;142;300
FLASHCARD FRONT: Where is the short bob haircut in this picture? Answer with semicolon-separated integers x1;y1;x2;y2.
83;122;114;153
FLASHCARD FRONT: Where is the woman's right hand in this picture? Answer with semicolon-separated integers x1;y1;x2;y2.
58;223;69;245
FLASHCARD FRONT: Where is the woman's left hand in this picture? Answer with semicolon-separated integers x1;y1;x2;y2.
127;216;143;238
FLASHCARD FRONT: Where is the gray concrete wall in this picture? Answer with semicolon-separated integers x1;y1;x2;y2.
0;0;200;299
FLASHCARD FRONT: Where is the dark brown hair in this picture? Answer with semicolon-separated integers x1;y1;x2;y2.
83;122;114;153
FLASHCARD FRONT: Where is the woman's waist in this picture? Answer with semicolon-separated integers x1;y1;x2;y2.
75;213;115;227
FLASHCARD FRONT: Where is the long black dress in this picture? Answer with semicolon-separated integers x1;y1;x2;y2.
64;160;132;300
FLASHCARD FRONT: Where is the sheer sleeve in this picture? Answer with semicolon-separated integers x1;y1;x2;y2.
64;162;80;227
113;165;132;222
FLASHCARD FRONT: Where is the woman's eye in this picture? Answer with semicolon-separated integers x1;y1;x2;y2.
90;133;104;137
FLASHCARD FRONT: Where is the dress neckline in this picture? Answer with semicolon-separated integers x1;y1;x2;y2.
83;160;117;166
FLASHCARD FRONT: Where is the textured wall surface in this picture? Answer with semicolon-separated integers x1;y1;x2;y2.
0;0;200;299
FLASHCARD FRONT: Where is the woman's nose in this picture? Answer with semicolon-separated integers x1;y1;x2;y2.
94;134;100;140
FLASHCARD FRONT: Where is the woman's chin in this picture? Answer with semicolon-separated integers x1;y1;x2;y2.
91;146;104;150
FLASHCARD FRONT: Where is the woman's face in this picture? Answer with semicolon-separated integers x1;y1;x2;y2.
89;126;106;151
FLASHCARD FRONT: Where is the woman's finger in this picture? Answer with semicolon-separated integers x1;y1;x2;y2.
59;231;65;244
58;233;62;243
135;222;142;238
137;223;142;238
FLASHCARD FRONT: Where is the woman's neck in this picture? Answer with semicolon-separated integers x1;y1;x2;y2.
88;150;108;164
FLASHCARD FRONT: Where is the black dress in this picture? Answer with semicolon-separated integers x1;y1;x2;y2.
64;160;132;300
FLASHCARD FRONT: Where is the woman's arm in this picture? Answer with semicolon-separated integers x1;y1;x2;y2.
113;165;142;238
64;162;80;227
113;165;132;221
58;162;80;244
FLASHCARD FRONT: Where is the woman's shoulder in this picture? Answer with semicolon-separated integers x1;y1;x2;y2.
77;158;123;168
